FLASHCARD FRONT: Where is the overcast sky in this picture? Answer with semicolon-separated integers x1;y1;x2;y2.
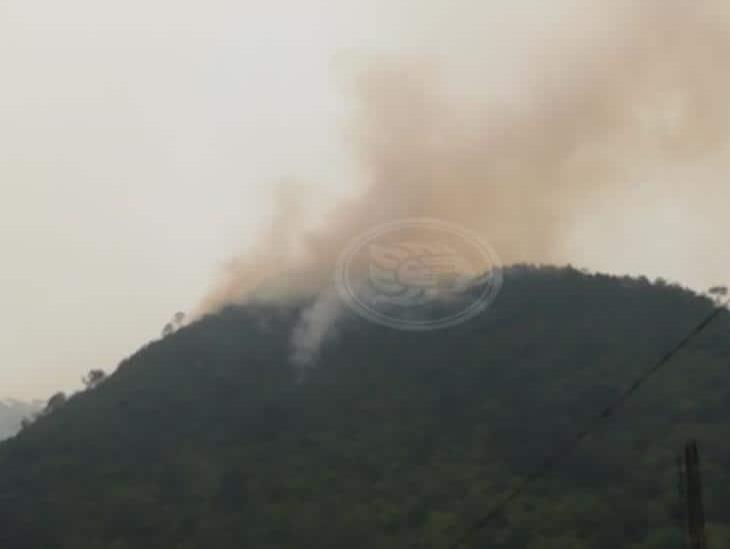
0;0;565;399
2;1;729;400
0;0;360;398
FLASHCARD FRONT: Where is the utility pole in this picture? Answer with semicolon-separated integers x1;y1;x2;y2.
681;440;707;549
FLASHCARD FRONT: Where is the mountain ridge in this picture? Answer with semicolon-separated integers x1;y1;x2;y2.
1;265;729;549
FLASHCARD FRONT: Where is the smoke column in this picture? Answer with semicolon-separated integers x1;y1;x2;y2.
197;0;730;364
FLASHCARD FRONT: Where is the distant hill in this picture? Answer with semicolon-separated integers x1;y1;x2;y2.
1;266;729;549
0;399;41;441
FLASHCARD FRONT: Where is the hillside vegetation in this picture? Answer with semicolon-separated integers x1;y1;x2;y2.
2;266;729;549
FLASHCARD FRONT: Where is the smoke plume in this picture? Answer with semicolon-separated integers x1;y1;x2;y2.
197;0;730;365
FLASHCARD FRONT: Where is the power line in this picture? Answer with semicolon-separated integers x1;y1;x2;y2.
450;300;728;549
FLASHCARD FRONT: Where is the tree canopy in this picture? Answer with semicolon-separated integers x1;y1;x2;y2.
1;266;729;549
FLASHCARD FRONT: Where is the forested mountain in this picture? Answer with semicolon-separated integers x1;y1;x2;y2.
0;399;41;441
1;266;730;549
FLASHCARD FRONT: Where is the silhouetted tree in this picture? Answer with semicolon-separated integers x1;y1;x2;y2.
162;312;186;338
44;392;67;415
82;369;106;390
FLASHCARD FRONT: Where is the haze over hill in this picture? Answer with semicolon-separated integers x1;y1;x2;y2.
3;1;730;547
3;0;730;400
2;267;729;548
195;0;730;369
0;399;41;441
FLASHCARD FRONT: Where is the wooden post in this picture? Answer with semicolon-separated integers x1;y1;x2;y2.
684;441;707;549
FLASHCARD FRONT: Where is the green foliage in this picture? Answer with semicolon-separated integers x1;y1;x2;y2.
0;266;728;548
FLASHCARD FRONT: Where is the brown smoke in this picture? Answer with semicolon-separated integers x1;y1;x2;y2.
197;1;730;351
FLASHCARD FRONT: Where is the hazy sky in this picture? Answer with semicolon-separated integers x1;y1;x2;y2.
2;1;729;400
0;0;565;399
0;0;362;398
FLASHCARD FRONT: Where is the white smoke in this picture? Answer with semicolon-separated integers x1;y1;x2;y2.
289;288;343;372
197;0;730;366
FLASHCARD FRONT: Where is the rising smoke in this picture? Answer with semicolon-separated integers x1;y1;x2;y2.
198;0;730;366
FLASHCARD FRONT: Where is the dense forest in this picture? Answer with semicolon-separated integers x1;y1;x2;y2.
1;266;730;549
